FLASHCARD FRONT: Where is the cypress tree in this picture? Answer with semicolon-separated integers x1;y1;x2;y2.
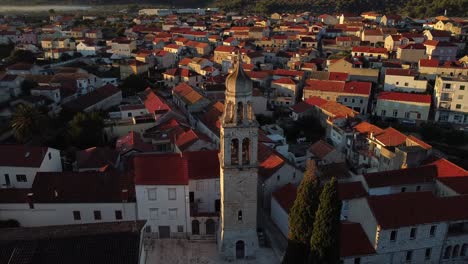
282;160;321;264
309;177;342;264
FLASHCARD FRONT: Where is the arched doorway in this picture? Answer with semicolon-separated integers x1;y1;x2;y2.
205;219;215;235
192;220;200;235
236;240;245;259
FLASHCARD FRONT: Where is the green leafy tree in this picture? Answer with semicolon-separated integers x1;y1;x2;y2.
11;104;47;143
119;74;148;96
68;112;104;148
283;160;321;264
309;177;342;264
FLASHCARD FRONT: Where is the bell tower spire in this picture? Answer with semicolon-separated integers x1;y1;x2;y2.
218;52;259;260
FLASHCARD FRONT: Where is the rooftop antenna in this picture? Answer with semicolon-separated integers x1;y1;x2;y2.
444;9;447;16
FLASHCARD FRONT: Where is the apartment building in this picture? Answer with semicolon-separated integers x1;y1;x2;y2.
434;75;468;124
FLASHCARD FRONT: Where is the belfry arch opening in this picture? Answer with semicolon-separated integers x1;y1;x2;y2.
231;139;239;165
242;138;250;165
237;102;244;122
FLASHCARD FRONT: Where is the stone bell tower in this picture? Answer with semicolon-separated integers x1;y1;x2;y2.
218;54;259;260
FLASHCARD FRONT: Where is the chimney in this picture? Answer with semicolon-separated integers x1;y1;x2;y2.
27;193;34;209
121;189;128;202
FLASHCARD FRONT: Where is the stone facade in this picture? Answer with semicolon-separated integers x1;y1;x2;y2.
218;55;259;260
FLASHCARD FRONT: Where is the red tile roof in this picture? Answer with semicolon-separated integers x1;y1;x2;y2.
133;150;219;185
0;145;48;167
353;121;383;135
385;68;417;77
373;127;407;146
141;88;170;114
328;72;349;81
258;143;286;179
399;43;426;50
272;77;296;85
309;140;335;159
115;131;153;154
363;166;436;188
214;45;237;53
272;183;297;213
134;153;188;185
367;192;468;229
437;177;468;194
352;46;387;54
419;59;440;67
338;182;367;200
340;221;376;257
377;92;431;104
424;157;468;178
32;171;135;203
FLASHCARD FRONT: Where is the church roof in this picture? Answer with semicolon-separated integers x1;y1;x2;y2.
225;53;253;97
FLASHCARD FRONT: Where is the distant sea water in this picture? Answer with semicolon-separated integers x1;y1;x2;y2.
0;5;92;12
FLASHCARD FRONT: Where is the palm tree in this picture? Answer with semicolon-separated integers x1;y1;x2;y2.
10;104;46;143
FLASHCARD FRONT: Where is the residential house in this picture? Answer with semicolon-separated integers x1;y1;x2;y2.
0;171;136;227
0;74;24;102
0;145;62;188
303;80;371;114
62;84;122;113
352;46;388;60
424;40;458;61
120;60;149;80
418;59;468;80
374;92;431;121
434;75;468;124
110;38;137;57
172;83;210;114
397;43;427;63
328;58;379;83
384;69;428;93
270;77;298;107
360;29;384;45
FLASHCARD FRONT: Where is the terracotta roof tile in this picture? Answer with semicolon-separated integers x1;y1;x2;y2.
340;221;376;257
309;140;335;159
367;192;468;229
0;145;49;167
272;183;297;213
338;182;367;200
377;91;431;104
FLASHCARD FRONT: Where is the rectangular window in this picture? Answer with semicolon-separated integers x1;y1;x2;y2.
404;82;408;86
460;85;465;90
149;208;159;220
410;227;417;239
177;225;184;232
169;208;178;220
445;83;451;89
354;258;361;264
396;81;399;85
406;251;412;262
344;98;348;102
73;211;81;220
456;104;462;109
425;248;431;260
48;153;52;160
148;188;157;200
115;210;123;220
168;188;177;200
405;112;410;118
393;110;398;117
381;110;386;116
430;225;436;237
94;210;102;220
16;174;27;182
458;95;464;100
390;230;397;241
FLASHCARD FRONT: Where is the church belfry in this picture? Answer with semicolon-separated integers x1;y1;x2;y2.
218;54;259;260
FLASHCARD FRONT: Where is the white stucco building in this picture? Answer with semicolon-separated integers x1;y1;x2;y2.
0;145;62;189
